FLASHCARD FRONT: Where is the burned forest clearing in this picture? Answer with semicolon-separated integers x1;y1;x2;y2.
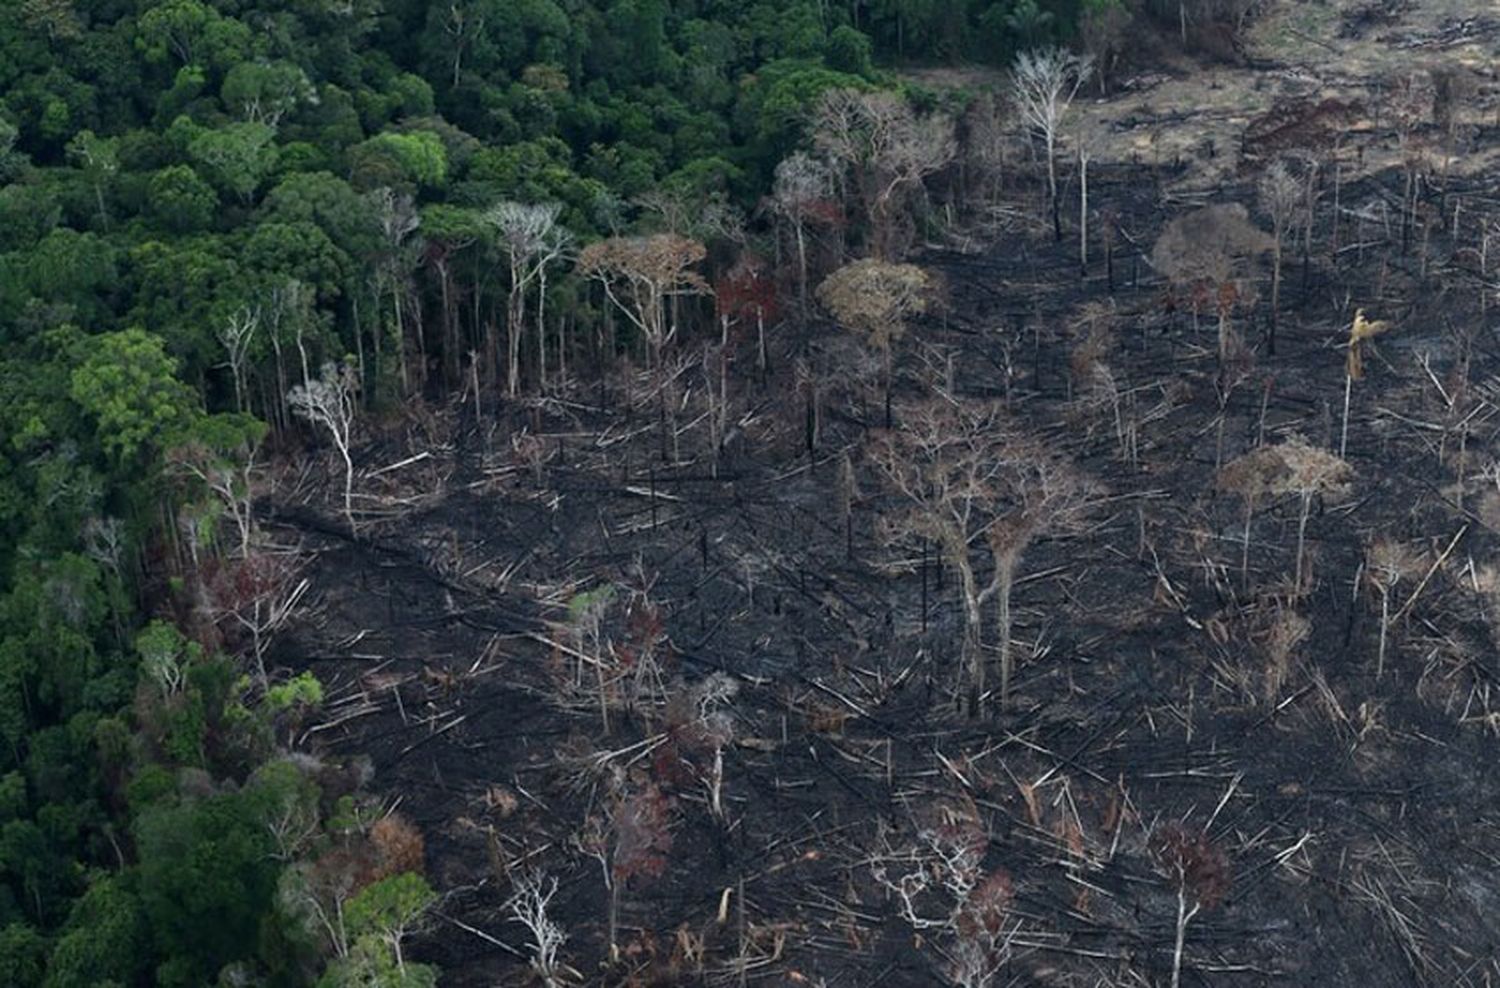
14;0;1500;985
256;14;1500;988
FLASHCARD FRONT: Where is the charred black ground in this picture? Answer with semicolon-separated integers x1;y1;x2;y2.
267;154;1500;987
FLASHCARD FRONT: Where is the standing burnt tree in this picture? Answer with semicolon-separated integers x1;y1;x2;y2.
769;151;836;307
1150;824;1230;988
1257;162;1301;342
581;234;710;457
1011;47;1093;243
1151;203;1273;360
579;234;710;374
813;89;956;260
870;400;1092;713
485;201;570;397
817;258;931;427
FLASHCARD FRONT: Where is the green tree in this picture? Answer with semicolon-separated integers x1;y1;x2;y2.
146;165;218;233
187;121;279;205
342;872;437;979
40;877;147;988
69;328;195;464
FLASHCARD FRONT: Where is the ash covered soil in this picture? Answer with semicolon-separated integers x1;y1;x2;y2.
267;41;1500;988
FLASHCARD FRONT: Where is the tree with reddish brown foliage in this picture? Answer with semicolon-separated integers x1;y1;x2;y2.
1150;823;1230;988
608;782;674;961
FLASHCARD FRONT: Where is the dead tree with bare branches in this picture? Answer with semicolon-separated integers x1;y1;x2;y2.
289;361;360;532
1011;47;1093;242
870;399;1092;713
485;201;571;397
813;89;956;259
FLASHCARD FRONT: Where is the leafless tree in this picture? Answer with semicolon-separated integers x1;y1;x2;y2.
1365;538;1421;679
770;151;836;305
218;304;258;414
289;361;360;531
170;425;265;561
813;89;956;259
370;188;422;392
485;201;571;396
870;798;1015;986
506;869;569;988
1074;117;1107;273
816;259;931;427
1386;70;1433;253
961;91;1010;212
1258;162;1300;339
1151;824;1230;988
870;399;1093;712
1011;48;1094;242
1080;0;1132;95
1218;435;1352;594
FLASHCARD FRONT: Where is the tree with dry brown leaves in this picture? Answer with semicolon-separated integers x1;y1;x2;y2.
1218;435;1352;594
1150;823;1230;988
1152;203;1273;361
1257;162;1301;345
870;399;1093;713
578;234;710;374
817;258;931;427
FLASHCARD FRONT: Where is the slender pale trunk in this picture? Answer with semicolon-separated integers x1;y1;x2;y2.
339;445;355;533
608;878;621;962
537;265;550;390
508;259;526;397
1377;586;1389;679
1046;133;1061;242
1171;890;1198;988
392;286;409;394
1294;491;1312;594
795;221;808;307
1079;152;1089;271
1339;373;1353;457
996;561;1016;710
955;553;983;713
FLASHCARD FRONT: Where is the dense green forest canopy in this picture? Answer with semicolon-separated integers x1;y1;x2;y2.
0;0;1240;983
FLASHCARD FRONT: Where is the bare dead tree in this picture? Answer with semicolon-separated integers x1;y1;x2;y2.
1219;435;1351;594
370;187;422;392
1386;70;1433;253
870;399;1093;712
218;304;258;414
1075;117;1107;273
813;89;956;259
169;416;267;560
1258;162;1300;340
1011;48;1094;242
1150;824;1230;988
1365;538;1421;680
1080;0;1132;95
485;201;571;397
870;797;1015;986
1151;204;1273;359
960;90;1008;212
770;152;836;306
288;361;360;531
817;258;931;428
506;869;569;988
